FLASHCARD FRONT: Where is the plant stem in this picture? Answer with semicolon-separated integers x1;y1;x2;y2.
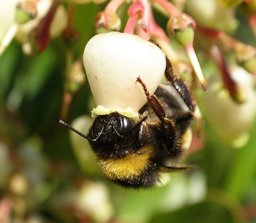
186;44;207;90
124;14;140;34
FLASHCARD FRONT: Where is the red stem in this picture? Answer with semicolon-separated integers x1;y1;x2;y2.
148;5;169;41
197;26;225;39
248;15;256;37
124;0;145;34
124;14;140;34
151;0;179;16
36;1;58;51
211;46;239;101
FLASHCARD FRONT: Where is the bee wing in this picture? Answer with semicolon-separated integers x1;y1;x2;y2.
159;164;196;172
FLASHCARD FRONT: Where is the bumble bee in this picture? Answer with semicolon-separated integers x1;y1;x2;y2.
60;59;195;188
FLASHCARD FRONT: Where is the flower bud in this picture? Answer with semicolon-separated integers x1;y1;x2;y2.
49;5;67;38
185;0;238;32
15;7;35;24
203;66;256;147
0;0;18;42
76;181;113;222
70;116;98;174
15;1;37;24
174;27;194;47
240;57;256;74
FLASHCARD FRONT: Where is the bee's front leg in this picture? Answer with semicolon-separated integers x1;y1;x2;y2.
136;76;179;148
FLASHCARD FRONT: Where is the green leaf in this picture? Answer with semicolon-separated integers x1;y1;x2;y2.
114;183;171;223
149;199;242;223
16;43;65;132
73;3;103;57
22;47;59;99
0;42;23;97
200;125;235;188
224;122;256;199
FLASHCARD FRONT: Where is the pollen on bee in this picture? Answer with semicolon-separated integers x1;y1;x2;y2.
181;128;192;151
98;146;154;180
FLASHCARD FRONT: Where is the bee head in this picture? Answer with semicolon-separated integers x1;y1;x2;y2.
88;112;138;157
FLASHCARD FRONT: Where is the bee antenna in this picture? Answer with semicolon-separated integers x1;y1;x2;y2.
91;126;105;142
59;120;92;142
113;125;123;138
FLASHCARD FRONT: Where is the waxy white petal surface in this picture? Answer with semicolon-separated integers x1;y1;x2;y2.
83;32;166;114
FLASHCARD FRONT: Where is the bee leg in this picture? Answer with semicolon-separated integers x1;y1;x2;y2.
136;77;166;121
136;76;181;127
137;76;185;160
165;58;194;112
171;111;193;123
136;76;178;141
160;164;196;172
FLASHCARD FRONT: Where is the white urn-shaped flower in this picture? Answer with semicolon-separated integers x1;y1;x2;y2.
203;66;256;147
83;32;166;117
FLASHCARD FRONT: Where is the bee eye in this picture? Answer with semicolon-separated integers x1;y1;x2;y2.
118;116;133;133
